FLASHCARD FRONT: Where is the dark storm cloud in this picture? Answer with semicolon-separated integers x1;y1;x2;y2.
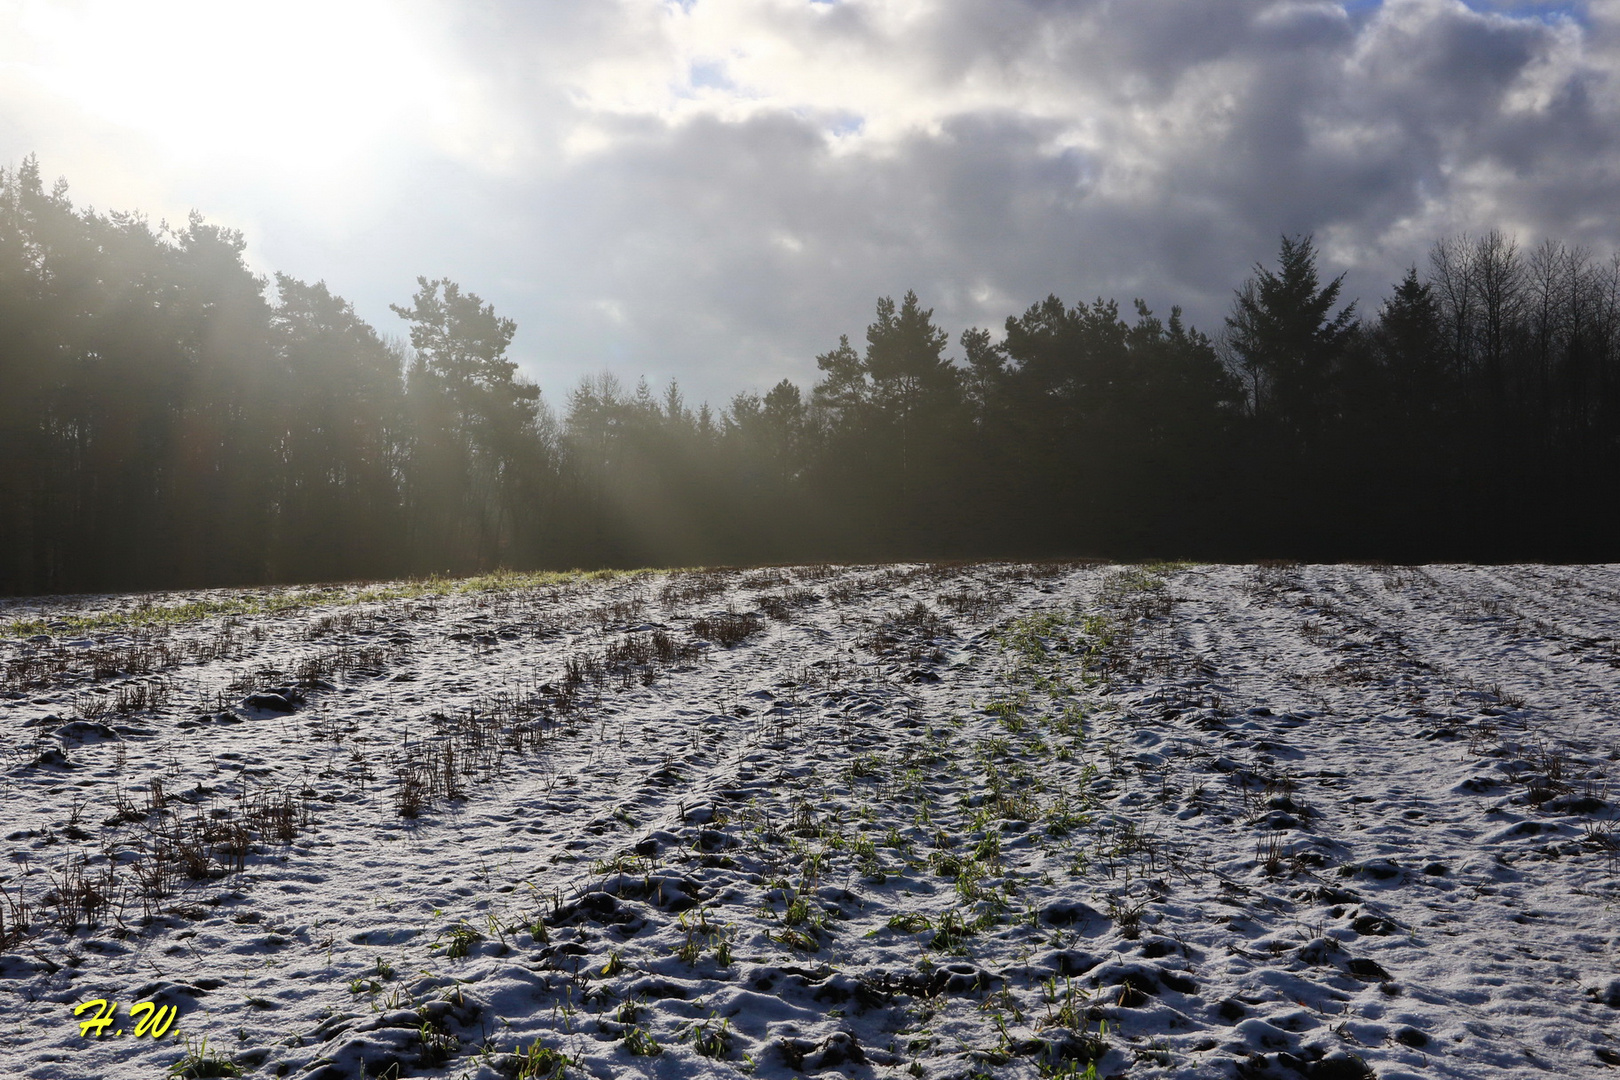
466;0;1617;405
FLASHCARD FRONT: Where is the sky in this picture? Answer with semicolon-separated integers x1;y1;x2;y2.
1;0;1615;409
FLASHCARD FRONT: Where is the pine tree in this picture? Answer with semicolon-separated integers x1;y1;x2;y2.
1224;234;1358;433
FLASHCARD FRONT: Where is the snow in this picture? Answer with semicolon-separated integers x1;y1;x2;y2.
2;561;1620;1079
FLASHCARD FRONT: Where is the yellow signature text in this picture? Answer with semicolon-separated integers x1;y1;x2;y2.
73;999;179;1039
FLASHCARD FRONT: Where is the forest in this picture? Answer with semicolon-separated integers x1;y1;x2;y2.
3;155;1619;596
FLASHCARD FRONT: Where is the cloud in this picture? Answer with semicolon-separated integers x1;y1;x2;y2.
1;0;1616;406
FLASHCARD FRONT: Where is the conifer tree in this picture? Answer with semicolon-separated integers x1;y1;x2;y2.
1224;234;1358;433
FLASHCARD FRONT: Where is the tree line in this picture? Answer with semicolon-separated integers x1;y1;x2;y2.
3;157;1618;595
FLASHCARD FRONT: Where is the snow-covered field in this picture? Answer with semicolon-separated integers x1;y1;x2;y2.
3;562;1620;1080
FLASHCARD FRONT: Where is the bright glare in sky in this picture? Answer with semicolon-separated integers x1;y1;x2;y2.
8;0;482;181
